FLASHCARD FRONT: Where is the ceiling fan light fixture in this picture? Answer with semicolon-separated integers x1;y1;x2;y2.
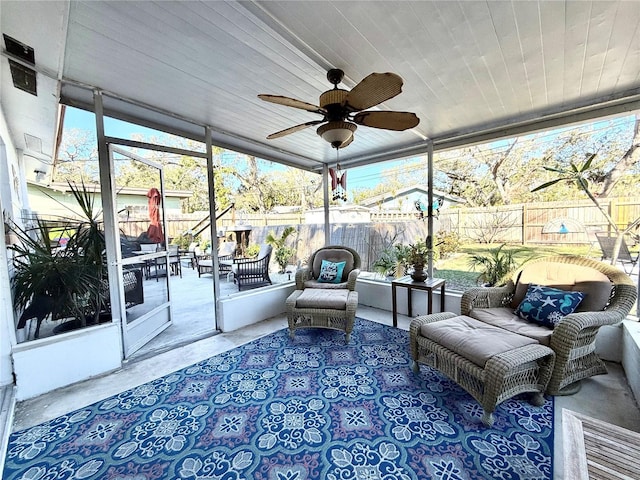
317;121;357;148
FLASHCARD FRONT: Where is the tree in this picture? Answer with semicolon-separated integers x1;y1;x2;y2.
433;115;639;207
227;155;322;213
351;160;415;205
595;114;640;197
53;129;99;183
54;129;236;213
532;153;640;263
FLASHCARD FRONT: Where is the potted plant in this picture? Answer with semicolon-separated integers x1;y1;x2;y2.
408;240;429;281
467;244;519;286
9;182;109;338
266;226;297;273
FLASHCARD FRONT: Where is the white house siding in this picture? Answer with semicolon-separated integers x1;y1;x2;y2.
0;103;27;388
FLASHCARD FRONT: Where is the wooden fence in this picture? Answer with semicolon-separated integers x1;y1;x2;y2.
114;197;639;268
438;197;640;245
246;222;429;272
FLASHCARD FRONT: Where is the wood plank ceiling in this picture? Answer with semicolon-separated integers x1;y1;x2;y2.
2;1;639;173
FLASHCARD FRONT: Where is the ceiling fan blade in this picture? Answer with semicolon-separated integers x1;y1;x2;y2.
353;111;420;131
266;120;324;139
344;72;404;111
258;94;325;114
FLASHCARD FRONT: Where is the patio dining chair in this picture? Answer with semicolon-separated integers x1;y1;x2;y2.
149;244;182;280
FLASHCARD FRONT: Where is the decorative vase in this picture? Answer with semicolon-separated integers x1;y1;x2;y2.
410;266;428;282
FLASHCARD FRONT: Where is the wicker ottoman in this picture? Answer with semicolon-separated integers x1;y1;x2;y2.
286;288;358;343
410;312;555;426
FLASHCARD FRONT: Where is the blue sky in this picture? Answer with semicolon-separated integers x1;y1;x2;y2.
63;106;637;193
64;107;166;141
63;106;397;188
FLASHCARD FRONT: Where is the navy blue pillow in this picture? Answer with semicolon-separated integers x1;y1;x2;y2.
515;284;584;328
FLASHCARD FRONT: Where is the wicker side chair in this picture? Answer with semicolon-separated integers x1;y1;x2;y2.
461;255;637;395
286;245;361;342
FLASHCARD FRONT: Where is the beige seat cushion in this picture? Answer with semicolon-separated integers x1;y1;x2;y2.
304;279;348;289
420;315;538;367
510;262;612;312
295;289;349;310
469;308;553;346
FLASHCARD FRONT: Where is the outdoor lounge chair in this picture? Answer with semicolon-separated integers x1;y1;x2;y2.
230;244;273;290
196;241;236;277
460;255;637;395
595;232;639;274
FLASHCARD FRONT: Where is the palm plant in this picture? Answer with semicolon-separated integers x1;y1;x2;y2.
467;244;519;286
266;226;297;273
9;181;108;336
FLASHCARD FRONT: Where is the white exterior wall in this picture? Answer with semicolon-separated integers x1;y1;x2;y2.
0;104;26;387
12;324;123;400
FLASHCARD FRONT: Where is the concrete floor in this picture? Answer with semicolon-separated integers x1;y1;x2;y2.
8;305;640;479
128;262;293;360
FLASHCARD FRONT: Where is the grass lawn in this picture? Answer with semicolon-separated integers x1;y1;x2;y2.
435;243;599;292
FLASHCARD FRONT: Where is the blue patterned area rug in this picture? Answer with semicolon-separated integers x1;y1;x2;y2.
4;318;553;479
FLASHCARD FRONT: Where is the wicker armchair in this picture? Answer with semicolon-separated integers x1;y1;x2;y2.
286;246;361;342
461;255;637;395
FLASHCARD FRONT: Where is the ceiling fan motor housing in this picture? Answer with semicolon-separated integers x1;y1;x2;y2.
319;89;349;121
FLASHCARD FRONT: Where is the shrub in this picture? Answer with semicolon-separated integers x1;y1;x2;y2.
171;233;199;250
245;243;261;258
435;231;460;259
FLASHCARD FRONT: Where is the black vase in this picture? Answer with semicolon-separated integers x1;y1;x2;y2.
411;267;428;282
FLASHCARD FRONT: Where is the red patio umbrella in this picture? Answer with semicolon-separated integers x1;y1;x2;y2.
146;187;164;244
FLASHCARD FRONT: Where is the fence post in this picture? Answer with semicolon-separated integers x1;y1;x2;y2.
610;198;618;232
522;204;526;245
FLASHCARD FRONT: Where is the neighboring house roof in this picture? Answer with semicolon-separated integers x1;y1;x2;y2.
359;184;464;208
305;204;372;213
30;181;192;199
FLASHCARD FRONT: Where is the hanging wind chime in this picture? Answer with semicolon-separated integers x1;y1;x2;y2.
329;148;348;201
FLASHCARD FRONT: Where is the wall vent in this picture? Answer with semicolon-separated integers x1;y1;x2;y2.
3;34;37;96
24;133;43;153
3;34;35;64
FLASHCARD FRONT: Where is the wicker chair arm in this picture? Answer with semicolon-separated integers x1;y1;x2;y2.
551;309;625;348
295;267;312;289
460;283;515;315
345;290;359;313
346;269;360;291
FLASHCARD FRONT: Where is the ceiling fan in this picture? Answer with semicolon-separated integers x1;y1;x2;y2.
258;68;420;149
